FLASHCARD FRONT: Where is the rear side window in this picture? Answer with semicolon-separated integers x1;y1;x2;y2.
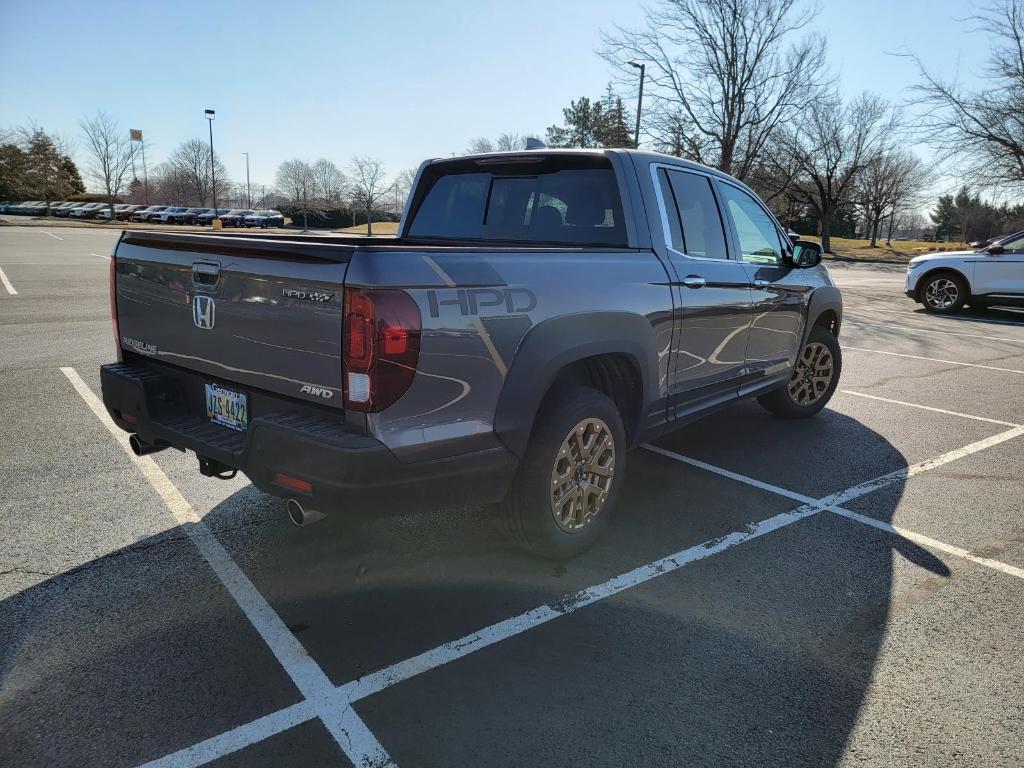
999;232;1024;252
408;165;626;246
659;169;729;259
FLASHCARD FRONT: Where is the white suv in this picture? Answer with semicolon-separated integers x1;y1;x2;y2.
905;230;1024;313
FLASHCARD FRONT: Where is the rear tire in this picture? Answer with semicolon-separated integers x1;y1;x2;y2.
501;386;625;560
757;326;841;419
920;271;968;314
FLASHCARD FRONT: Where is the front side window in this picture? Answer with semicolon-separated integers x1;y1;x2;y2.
718;183;785;265
408;165;626;246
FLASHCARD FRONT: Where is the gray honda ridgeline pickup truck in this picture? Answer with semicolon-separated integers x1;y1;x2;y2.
101;149;842;558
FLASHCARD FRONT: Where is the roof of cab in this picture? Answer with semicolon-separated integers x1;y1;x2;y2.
428;147;736;183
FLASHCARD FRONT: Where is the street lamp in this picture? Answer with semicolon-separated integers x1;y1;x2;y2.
242;152;251;208
204;109;218;225
627;61;646;149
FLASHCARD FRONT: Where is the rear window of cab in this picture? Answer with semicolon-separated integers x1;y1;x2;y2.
408;156;626;246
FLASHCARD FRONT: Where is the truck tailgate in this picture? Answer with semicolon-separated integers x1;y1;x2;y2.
113;233;348;408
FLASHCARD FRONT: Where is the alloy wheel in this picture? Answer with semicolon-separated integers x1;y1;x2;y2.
549;417;615;532
787;341;834;406
924;277;959;310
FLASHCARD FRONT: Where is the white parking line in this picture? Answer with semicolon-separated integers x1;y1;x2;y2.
60;358;1024;766
642;444;817;505
647;428;1024;585
844;346;1024;374
137;702;316;768
650;427;1024;509
38;229;63;240
0;266;16;295
846;317;1024;345
126;487;830;765
60;367;395;768
341;502;823;704
838;389;1022;427
829;507;1024;581
184;422;1024;762
90;252;110;260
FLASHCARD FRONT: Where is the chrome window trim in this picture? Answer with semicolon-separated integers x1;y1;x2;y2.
648;161;740;264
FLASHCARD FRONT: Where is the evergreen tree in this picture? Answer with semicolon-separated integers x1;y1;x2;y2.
546;97;600;148
546;85;633;148
7;128;85;204
594;85;633;148
60;155;85;196
930;194;955;240
0;142;28;200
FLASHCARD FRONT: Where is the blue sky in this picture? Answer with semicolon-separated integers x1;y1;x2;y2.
0;0;990;191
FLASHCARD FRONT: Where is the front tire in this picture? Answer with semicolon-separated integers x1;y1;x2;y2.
501;387;624;560
920;271;968;314
757;326;841;418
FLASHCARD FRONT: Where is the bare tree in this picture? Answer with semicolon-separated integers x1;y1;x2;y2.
388;167;417;217
855;149;932;246
149;162;190;205
908;1;1024;191
495;132;527;151
783;92;894;252
311;158;345;206
167;138;230;206
466;137;495;154
347;156;389;236
600;0;827;180
746;131;808;209
465;133;528;154
80;111;137;218
275;159;316;230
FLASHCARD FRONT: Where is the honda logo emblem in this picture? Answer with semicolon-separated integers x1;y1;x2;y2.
193;295;215;330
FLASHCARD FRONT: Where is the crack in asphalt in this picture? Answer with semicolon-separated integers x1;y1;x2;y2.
0;566;60;578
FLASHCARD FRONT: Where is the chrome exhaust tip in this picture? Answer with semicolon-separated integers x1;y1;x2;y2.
129;434;166;456
286;498;326;526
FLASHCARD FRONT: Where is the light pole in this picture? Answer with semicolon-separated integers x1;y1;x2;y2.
205;109;218;224
627;61;646;149
242;152;251;208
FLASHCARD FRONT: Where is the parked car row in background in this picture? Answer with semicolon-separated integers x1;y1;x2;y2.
0;201;286;228
0;200;150;220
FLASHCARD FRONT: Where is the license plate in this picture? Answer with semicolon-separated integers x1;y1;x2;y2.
205;384;249;431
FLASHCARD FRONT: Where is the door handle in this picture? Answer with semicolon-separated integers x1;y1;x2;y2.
682;275;706;289
753;279;770;287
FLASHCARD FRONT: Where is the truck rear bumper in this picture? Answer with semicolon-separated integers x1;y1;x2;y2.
100;360;518;513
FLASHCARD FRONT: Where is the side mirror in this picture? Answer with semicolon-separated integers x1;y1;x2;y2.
791;239;823;268
987;244;1005;255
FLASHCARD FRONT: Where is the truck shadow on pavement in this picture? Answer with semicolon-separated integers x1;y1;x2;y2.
1;404;950;767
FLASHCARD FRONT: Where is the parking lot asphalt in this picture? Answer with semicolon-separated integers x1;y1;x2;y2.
1;226;1023;767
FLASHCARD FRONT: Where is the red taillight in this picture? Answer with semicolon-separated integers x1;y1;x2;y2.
346;291;374;363
342;287;421;412
109;255;122;361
